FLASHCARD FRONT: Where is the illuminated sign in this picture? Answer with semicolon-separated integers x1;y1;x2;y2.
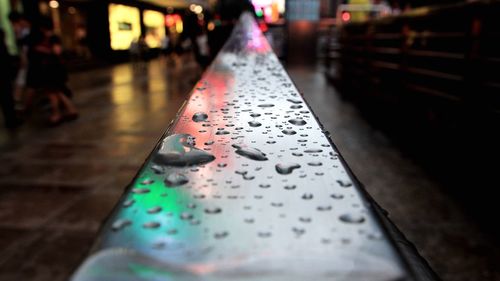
252;0;285;23
109;4;141;50
286;0;320;21
252;0;285;13
165;14;183;34
143;10;166;48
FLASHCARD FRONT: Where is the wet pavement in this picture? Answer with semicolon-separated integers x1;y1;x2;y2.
0;57;202;281
0;56;498;280
287;65;500;281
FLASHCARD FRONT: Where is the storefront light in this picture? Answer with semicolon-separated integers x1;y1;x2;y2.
175;20;183;33
193;5;203;14
108;4;141;50
49;0;59;9
143;10;166;48
207;21;215;31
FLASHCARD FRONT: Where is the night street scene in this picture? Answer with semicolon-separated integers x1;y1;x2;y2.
0;0;499;280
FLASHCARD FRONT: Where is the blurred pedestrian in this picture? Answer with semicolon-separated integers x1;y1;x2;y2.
208;0;255;60
8;11;31;105
26;18;78;125
130;36;149;70
0;29;21;128
183;11;210;69
160;32;171;57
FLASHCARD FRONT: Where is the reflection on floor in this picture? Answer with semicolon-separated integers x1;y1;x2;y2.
0;57;202;281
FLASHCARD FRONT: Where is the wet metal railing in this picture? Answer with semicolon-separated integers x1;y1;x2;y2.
71;13;437;281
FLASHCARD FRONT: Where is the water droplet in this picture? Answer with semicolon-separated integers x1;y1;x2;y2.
275;163;301;175
292;152;303;157
164;172;189;187
147;206;162;214
217;163;227;168
192;112;208;122
244;218;255;223
151;165;165;174
167;228;178;235
302;193;313;200
180;212;194;220
317;205;332;211
204;207;222;214
190;219;201;225
299;217;312;223
250;113;261;117
205;141;215;145
287;99;303;104
111;219;131;231
258;231;272;238
337;180;353;188
271;202;284;207
291;105;303;109
187;203;197;209
154;134;215;166
282;129;297;135
141;179;154;185
214;231;229;239
132;188;150;194
321;238;332;244
304;149;323;153
289;119;307;126
331;193;344;199
339;213;365;224
216;130;230;135
292;227;306;236
308;162;322;167
267;141;276;144
284;185;297;190
258;104;274;108
248;121;262;127
152;242;165;249
233;144;268;161
143;221;161;229
367;232;383;240
123;199;135;208
259;184;271;189
243;174;255;180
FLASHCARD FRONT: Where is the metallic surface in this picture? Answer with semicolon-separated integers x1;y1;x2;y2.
72;14;418;281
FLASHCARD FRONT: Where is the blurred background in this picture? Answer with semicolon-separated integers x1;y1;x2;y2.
0;0;499;280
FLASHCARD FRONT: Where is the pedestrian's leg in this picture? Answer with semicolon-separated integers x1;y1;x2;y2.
47;92;62;124
23;88;35;113
56;92;78;119
0;81;19;128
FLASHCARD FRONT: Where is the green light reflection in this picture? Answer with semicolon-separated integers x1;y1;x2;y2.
102;161;206;264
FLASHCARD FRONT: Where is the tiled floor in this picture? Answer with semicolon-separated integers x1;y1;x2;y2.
0;57;498;280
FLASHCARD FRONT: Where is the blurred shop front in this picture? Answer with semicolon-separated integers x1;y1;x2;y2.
285;0;337;65
4;0;189;63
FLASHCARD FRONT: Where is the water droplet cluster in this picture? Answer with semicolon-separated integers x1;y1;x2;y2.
102;15;405;279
